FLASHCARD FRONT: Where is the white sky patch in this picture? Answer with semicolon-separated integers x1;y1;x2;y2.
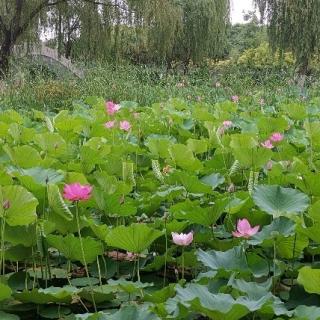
231;0;255;24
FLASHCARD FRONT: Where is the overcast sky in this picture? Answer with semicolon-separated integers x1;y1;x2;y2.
231;0;255;24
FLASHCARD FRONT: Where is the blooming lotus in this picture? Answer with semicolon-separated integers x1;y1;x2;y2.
171;232;193;246
231;95;239;103
105;120;116;129
232;219;259;239
63;183;92;201
106;101;121;115
261;139;274;149
119;120;131;131
270;132;284;142
223;120;233;128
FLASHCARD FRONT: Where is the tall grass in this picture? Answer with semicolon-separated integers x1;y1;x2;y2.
0;61;311;111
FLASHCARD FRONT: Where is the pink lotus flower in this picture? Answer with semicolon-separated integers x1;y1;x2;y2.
106;101;121;115
119;120;131;131
218;120;233;135
261;139;274;149
105;120;116;129
232;219;259;239
223;120;233;128
171;232;193;246
231;95;239;103
63;183;92;201
270;132;283;142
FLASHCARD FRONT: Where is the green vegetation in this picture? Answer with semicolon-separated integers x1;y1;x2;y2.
2;1;320;319
0;60;305;111
1;93;320;319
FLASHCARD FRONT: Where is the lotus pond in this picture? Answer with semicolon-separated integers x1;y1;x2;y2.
0;96;320;319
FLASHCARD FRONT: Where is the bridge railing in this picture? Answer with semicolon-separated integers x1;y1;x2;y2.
14;43;84;78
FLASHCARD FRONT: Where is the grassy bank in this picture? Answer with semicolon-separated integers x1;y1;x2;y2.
0;62;309;111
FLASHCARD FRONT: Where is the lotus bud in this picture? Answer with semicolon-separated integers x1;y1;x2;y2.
227;183;235;193
2;200;10;210
266;160;273;171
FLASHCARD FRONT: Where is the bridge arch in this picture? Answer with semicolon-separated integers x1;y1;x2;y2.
14;43;84;78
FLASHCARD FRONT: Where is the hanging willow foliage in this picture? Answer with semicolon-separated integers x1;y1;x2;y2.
44;0;230;64
256;0;320;74
140;0;230;64
0;0;230;73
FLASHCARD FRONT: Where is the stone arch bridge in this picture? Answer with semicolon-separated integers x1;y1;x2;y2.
14;43;84;78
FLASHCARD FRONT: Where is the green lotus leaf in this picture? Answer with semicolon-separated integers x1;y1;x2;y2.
39;306;71;319
252;185;309;217
169;144;203;171
297;266;320;295
108;278;153;294
47;234;103;264
14;286;79;304
0;311;20;320
0;283;12;301
105;224;163;253
294;305;320;320
170;199;220;226
166;171;212;194
1;185;38;226
107;305;159;320
186;138;208;154
197;247;247;272
200;172;225;189
3;145;42;168
79;284;117;304
171;283;276;320
47;184;73;221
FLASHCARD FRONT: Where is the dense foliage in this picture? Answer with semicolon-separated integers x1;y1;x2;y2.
0;0;230;75
0;61;305;110
0;94;320;319
257;0;320;74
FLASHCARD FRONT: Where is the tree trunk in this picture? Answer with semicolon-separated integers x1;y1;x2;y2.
0;33;14;77
64;38;72;59
295;58;310;89
58;11;63;58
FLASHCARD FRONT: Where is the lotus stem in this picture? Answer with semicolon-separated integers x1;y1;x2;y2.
137;256;141;282
163;215;168;287
1;216;6;275
96;256;102;288
181;247;185;280
273;239;276;294
75;201;97;312
291;233;297;286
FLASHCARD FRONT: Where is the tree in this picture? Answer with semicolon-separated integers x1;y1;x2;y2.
143;0;230;68
256;0;320;78
0;0;231;75
0;0;64;76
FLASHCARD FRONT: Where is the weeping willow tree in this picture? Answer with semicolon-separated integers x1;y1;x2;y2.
256;0;320;79
0;0;230;74
142;0;230;67
0;0;53;75
47;0;230;66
